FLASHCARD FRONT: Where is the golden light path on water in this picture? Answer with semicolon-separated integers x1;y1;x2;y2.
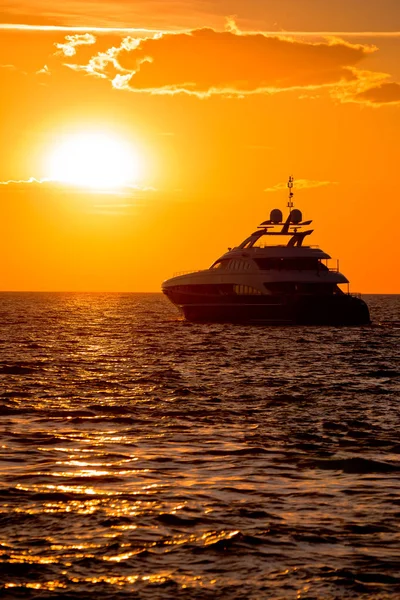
0;293;399;598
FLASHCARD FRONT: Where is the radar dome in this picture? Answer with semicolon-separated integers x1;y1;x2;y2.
290;209;302;224
270;209;283;224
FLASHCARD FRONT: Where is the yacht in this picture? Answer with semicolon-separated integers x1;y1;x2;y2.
162;178;370;325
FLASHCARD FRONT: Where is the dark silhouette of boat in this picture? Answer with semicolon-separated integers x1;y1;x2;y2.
162;177;370;325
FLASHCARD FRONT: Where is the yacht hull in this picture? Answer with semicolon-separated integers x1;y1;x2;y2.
163;291;370;325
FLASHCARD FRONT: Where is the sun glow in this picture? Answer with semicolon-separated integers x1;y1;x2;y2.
47;132;142;189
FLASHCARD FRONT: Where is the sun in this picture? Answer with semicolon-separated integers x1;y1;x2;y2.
47;132;141;189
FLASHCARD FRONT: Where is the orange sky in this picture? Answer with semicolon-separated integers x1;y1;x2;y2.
1;1;400;292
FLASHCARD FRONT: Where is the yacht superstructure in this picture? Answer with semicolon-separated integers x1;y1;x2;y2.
162;178;370;325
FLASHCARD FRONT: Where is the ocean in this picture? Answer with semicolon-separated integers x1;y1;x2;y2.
0;293;399;599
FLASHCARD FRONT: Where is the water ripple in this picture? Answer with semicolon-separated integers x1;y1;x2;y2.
0;293;399;599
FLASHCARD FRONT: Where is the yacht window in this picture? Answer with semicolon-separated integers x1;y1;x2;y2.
255;258;323;271
211;259;230;269
234;285;262;295
228;260;250;271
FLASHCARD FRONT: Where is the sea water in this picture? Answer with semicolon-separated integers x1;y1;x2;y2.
0;293;399;599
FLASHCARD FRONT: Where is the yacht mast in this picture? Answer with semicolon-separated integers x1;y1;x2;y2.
287;175;294;214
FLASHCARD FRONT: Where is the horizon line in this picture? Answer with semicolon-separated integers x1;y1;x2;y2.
0;290;395;295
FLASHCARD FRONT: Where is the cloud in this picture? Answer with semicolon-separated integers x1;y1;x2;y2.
0;23;157;32
0;177;50;185
353;81;400;106
0;177;157;195
0;0;225;29
36;64;50;75
2;24;395;107
55;33;96;56
329;67;400;105
3;23;400;38
65;27;375;97
265;179;338;192
2;0;400;35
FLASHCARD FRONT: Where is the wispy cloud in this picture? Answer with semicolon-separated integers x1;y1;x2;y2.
55;33;96;56
36;64;50;75
0;24;166;33
330;67;399;105
265;179;338;192
352;81;400;106
2;24;400;38
0;177;50;185
0;177;158;198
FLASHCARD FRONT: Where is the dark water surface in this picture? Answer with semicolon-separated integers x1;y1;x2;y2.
0;293;399;599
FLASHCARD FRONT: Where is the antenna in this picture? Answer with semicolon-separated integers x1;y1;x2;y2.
287;175;294;213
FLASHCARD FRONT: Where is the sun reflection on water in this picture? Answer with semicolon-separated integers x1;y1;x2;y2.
5;581;67;591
